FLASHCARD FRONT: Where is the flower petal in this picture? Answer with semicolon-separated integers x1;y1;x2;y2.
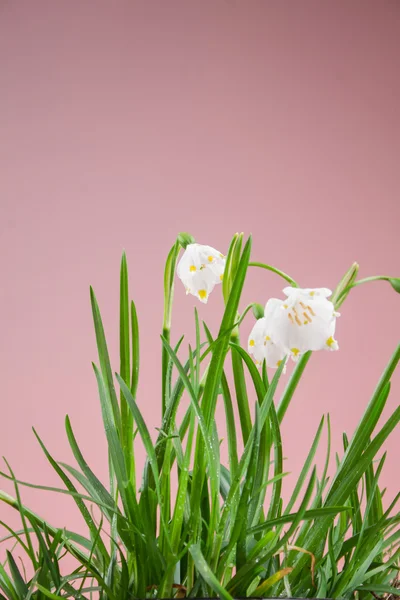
177;243;226;302
248;318;268;364
266;288;339;358
283;286;332;299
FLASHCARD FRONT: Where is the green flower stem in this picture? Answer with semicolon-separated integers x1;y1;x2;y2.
162;241;181;416
249;262;298;287
277;352;312;423
236;303;256;326
334;276;396;308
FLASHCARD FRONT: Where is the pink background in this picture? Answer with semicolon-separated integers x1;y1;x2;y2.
1;1;399;549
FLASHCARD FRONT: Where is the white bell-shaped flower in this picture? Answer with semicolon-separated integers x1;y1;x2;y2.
265;287;340;361
177;243;225;303
248;309;287;370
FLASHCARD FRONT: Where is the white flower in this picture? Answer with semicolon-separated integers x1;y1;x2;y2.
265;287;340;361
177;243;226;303
248;306;287;370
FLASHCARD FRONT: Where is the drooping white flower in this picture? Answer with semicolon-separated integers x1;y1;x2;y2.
177;243;226;303
265;287;340;361
248;306;287;370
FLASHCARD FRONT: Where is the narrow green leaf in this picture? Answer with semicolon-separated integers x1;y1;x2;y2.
189;544;233;600
5;552;28;599
92;363;139;535
248;506;351;535
284;416;324;516
32;428;110;563
90;287;121;434
65;416;116;519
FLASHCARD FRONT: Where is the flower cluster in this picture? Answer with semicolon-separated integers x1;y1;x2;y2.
248;287;339;369
177;242;339;368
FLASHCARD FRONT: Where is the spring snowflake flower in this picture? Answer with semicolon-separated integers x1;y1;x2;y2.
249;287;340;368
248;299;287;369
266;287;340;361
177;243;226;303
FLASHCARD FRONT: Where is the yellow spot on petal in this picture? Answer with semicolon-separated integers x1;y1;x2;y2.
198;289;207;300
309;291;315;297
291;347;300;356
265;335;271;341
189;265;197;272
219;253;224;258
277;360;282;366
220;274;223;281
208;255;214;262
283;304;288;309
249;339;255;347
326;336;336;348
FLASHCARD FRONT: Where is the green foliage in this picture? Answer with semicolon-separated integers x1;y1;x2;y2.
0;236;399;599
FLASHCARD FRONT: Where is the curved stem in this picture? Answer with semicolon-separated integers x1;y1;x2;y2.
249;262;298;287
236;303;256;327
334;276;392;306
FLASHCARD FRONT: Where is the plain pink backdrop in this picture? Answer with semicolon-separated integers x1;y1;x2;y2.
0;1;399;554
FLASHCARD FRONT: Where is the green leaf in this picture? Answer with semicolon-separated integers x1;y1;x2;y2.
64;416;116;519
0;491;95;563
2;460;36;568
162;240;181;415
230;332;252;445
189;544;233;600
5;552;28;599
92;363;139;535
0;522;29;556
248;506;351;535
159;339;220;505
291;385;400;584
130;300;140;397
120;252;130;402
357;583;400;595
202;235;252;429
90;287;121;435
35;584;64;599
0;560;19;600
119;253;136;487
203;323;239;479
283;416;325;516
220;372;239;479
116;373;172;553
32;428;110;564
